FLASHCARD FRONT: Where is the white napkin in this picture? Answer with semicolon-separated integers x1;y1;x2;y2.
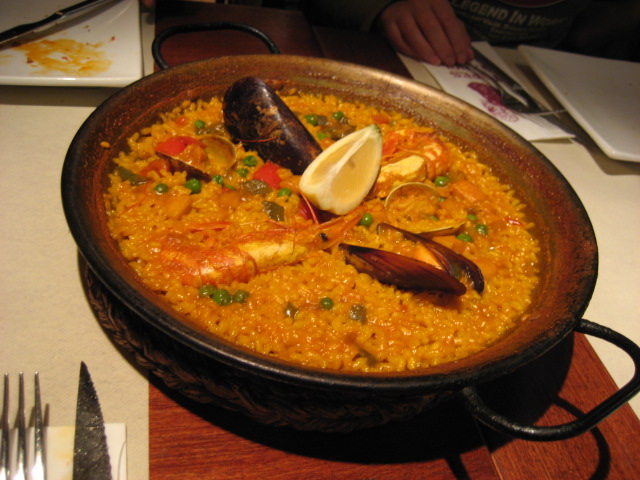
6;424;127;480
420;42;572;141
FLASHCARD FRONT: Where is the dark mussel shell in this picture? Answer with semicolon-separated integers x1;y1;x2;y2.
157;152;212;182
223;77;322;174
378;223;485;293
339;244;467;295
419;235;485;293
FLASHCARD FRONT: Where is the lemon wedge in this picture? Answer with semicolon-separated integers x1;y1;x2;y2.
299;125;382;215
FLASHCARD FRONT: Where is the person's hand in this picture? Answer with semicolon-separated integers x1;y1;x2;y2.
140;0;155;8
377;0;473;66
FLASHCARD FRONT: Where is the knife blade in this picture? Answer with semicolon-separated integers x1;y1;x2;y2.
0;0;116;45
73;362;113;480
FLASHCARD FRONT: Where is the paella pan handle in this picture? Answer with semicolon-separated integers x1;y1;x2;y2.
460;319;640;441
152;22;281;70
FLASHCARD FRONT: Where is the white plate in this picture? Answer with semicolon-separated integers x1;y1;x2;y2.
519;45;640;162
0;0;142;87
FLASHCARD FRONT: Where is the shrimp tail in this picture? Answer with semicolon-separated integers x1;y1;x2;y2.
158;233;257;287
156;204;366;287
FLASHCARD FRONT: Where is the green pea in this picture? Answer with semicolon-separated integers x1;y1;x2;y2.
475;223;489;236
154;183;169;194
198;284;217;297
211;174;224;185
358;212;374;228
319;297;334;310
457;233;473;243
332;111;345;122
242;155;258;167
429;215;439;221
317;131;329;141
232;290;250;304
304;114;319;126
467;213;478;221
185;178;202;194
194;119;206;130
277;187;292;197
213;289;232;306
237;168;249;178
434;175;450;187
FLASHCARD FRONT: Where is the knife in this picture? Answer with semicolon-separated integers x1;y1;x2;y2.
73;362;113;480
0;0;116;45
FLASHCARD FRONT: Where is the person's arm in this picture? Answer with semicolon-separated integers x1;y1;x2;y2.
302;0;472;65
375;0;473;66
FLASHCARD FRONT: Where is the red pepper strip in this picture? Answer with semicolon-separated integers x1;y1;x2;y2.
372;112;391;124
252;162;281;189
155;136;203;157
382;132;400;156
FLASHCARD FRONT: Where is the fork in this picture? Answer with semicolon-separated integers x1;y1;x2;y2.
465;61;564;116
463;61;597;145
1;373;45;480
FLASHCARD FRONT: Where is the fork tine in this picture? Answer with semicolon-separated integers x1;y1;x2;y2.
14;373;27;480
1;374;9;480
32;374;44;480
0;375;46;480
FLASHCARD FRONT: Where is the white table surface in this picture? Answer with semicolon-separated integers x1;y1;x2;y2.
1;13;638;480
0;9;156;480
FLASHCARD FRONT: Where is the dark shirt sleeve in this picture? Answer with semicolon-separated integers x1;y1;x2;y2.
299;0;398;31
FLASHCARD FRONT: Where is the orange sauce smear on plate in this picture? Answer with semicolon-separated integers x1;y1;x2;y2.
14;38;112;76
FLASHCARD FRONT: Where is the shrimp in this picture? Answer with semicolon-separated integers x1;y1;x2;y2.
154;205;365;287
373;129;451;198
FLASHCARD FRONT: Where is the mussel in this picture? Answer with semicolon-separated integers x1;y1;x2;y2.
340;223;484;295
340;244;467;295
379;223;484;293
223;77;322;175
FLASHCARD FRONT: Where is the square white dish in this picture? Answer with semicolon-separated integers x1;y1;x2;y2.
519;45;640;162
0;0;142;87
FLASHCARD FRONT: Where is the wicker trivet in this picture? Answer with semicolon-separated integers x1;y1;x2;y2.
81;259;445;432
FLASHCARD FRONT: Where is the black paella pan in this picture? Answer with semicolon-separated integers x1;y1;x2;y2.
61;25;640;439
